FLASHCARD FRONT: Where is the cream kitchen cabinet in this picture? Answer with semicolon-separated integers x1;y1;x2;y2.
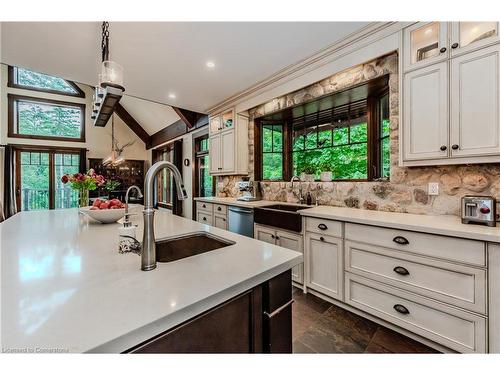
209;109;248;175
196;201;228;229
450;44;500;158
254;224;304;285
401;24;500;166
403;62;449;161
304;232;343;301
403;22;448;72
450;22;499;57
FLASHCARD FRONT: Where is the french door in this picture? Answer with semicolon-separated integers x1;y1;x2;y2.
15;147;83;211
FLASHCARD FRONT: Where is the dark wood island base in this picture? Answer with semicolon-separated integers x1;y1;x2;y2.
124;270;293;353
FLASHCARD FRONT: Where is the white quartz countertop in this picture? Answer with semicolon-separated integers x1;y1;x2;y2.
0;209;302;353
299;205;500;243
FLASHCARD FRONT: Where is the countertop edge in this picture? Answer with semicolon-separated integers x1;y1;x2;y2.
85;257;301;353
299;208;500;243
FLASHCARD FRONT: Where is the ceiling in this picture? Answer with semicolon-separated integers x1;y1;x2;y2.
0;22;369;113
119;95;180;135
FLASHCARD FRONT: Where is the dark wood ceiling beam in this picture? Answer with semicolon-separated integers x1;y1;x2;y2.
114;103;150;145
147;119;187;149
172;106;207;129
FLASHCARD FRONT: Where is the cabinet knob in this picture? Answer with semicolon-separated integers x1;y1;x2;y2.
439;47;447;53
202;204;206;208
271;234;275;239
393;304;410;315
451;144;459;150
393;266;410;276
320;236;325;242
222;218;226;221
393;236;409;245
318;223;328;230
275;236;280;240
451;42;459;49
440;145;447;151
217;207;222;211
203;217;206;221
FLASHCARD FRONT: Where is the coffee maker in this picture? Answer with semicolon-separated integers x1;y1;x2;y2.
236;179;261;201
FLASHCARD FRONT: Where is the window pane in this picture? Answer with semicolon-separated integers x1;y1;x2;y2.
262;153;282;180
17;100;83;139
333;127;349;145
262;125;273;152
380;94;390;137
20;151;50;211
16;67;78;94
200;155;213;197
350;123;368;142
318;128;332;148
381;137;390;179
293;134;305;151
54;153;80;209
305;131;317;150
272;125;283;151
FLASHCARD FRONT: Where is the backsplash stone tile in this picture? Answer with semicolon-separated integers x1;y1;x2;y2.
215;53;500;216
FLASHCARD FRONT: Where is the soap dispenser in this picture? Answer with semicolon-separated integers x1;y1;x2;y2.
118;214;140;254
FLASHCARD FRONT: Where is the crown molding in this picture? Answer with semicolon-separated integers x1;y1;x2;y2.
206;22;402;115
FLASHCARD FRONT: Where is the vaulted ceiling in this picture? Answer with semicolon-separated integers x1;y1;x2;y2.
0;22;369;113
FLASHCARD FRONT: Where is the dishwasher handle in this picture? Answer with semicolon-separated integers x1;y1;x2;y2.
228;206;253;214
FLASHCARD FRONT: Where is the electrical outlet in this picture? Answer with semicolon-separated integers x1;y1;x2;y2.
428;182;439;196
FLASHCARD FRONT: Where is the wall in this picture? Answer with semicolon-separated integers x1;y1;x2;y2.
0;63;150;206
217;53;500;216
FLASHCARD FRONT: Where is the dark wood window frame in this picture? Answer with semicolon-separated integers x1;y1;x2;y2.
254;89;390;183
12;144;86;210
8;94;86;143
8;66;86;98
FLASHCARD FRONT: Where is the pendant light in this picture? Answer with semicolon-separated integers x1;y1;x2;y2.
102;114;125;167
92;22;125;127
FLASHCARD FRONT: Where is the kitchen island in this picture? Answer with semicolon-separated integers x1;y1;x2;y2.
0;209;302;353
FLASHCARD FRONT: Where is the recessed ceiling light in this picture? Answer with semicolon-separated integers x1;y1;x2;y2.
168;93;176;99
206;61;216;68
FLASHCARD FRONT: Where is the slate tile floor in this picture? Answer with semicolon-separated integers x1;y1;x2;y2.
292;287;439;353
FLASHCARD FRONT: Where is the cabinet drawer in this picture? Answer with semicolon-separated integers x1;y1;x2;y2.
214;214;227;230
345;273;487;353
305;217;343;238
345;223;486;266
197;212;213;226
196;201;213;213
345;240;487;314
214;204;227;215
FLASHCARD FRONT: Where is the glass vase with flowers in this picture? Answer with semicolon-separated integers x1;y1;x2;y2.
61;169;105;207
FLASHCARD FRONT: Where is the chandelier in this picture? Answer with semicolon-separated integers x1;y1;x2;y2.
102;113;125;167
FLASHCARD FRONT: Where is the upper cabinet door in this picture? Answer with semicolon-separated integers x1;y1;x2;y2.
220;109;235;133
403;22;448;72
451;22;499;57
209;115;222;135
209;135;222;174
403;62;449;161
220;130;235;173
450;44;500;158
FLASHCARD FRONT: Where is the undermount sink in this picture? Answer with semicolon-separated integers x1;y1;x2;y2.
155;232;235;263
254;204;309;232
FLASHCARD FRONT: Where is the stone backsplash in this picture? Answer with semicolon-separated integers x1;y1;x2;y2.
215;53;500;216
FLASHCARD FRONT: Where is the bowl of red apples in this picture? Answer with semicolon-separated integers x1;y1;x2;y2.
79;198;127;223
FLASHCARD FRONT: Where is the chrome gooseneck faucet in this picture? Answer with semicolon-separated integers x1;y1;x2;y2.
142;161;188;271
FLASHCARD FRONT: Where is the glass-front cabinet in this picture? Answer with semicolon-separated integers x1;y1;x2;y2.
404;22;448;72
209;109;234;135
451;22;499;56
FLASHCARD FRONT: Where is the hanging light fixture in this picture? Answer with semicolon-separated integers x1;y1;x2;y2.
102;113;125;167
92;22;125;127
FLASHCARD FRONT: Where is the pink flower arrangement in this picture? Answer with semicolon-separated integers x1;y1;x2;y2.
61;169;106;191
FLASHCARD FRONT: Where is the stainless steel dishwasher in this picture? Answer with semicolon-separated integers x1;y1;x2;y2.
228;206;254;237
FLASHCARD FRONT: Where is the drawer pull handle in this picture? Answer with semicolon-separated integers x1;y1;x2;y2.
271;234;275;239
393;236;409;245
318;223;328;230
393;266;410;276
320;236;325;242
393;304;410;315
275;236;280;240
263;299;294;318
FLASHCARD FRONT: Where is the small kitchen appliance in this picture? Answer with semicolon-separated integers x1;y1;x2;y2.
236;180;261;202
461;195;496;227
